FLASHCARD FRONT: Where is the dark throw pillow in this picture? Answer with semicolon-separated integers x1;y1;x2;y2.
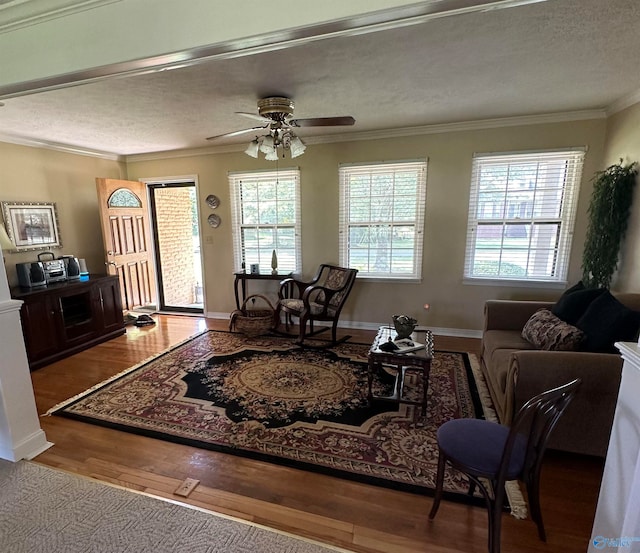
551;281;606;325
522;309;585;351
576;291;640;353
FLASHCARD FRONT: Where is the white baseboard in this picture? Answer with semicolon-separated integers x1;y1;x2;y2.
0;430;53;462
205;312;482;339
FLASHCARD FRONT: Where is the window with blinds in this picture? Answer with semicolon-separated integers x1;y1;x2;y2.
464;149;585;283
339;160;427;279
229;169;301;273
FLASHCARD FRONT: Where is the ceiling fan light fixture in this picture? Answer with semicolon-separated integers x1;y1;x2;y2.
259;134;275;154
264;147;279;161
244;138;260;158
215;96;355;161
224;96;354;161
245;130;306;160
290;135;306;158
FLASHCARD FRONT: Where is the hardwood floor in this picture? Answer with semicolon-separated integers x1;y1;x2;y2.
29;315;603;553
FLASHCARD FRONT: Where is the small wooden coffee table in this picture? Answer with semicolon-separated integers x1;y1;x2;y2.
368;326;434;416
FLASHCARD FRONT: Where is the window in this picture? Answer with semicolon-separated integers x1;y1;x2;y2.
339;160;427;279
229;169;301;273
108;188;141;208
464;149;585;284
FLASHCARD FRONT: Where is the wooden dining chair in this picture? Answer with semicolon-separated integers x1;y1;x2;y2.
429;378;582;553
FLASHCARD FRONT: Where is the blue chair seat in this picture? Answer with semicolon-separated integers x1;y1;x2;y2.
437;419;526;480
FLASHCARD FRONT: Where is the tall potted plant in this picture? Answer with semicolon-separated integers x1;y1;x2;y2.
582;159;638;288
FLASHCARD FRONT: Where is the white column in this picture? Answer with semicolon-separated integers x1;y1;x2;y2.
0;250;51;461
589;342;640;552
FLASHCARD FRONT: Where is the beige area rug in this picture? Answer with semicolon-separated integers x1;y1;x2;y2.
0;459;352;553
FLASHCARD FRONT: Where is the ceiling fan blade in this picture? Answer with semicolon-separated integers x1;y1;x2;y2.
289;116;355;128
236;112;272;123
206;125;268;141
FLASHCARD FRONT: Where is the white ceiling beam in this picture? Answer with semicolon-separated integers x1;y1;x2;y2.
0;0;547;99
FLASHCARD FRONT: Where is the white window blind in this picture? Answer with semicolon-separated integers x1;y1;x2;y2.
229;169;301;273
464;149;585;283
339;160;427;279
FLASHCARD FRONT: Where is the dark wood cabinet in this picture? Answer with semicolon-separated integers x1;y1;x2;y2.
11;275;126;370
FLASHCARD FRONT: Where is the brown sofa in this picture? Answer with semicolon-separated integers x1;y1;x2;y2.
480;293;640;457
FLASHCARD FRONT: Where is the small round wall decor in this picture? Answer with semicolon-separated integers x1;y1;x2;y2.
206;194;220;209
208;213;221;228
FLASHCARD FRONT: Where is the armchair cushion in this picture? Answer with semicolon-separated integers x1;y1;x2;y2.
521;309;585;351
317;267;352;307
278;298;337;317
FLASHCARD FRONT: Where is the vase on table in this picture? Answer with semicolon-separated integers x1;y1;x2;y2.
392;314;417;340
271;250;278;274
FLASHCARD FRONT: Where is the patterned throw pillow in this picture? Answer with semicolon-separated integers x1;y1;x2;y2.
522;309;585;351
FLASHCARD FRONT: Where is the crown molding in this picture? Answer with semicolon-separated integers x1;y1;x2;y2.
0;108;608;163
123;109;607;163
124;143;249;163
606;87;640;116
0;0;120;34
0;132;123;160
304;109;607;144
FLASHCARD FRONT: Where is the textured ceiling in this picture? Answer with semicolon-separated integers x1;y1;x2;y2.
1;0;640;157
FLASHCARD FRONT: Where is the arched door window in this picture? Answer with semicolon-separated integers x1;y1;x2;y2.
108;188;142;208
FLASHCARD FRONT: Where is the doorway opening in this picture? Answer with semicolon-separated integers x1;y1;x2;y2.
148;182;203;314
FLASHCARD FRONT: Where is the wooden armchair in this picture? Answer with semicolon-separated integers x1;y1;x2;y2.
276;264;358;346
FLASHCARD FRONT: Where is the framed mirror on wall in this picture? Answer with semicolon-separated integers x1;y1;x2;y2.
1;201;62;252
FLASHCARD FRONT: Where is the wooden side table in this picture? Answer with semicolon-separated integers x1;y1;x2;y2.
233;271;292;310
368;326;434;416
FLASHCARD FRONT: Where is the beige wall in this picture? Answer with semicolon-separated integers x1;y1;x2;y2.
601;102;640;293
1;115;616;332
127;117;607;332
0;142;125;286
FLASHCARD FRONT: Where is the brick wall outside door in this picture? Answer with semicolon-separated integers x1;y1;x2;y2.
154;187;199;307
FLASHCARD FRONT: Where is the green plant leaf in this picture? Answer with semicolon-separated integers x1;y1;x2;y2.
582;159;638;288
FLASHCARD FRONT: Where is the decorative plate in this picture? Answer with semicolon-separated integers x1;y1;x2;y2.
206;194;220;209
208;213;221;228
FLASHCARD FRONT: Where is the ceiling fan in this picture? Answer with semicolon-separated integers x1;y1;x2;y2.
206;96;355;159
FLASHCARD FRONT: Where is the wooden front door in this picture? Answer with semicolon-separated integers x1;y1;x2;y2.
96;178;156;312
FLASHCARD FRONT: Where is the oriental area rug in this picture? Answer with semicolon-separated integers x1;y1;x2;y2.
48;330;525;515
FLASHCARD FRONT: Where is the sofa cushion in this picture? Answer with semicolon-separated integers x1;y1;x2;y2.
481;330;534;409
489;348;521;395
483;329;534;359
576;291;640;352
551;281;606;325
522;309;585;351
